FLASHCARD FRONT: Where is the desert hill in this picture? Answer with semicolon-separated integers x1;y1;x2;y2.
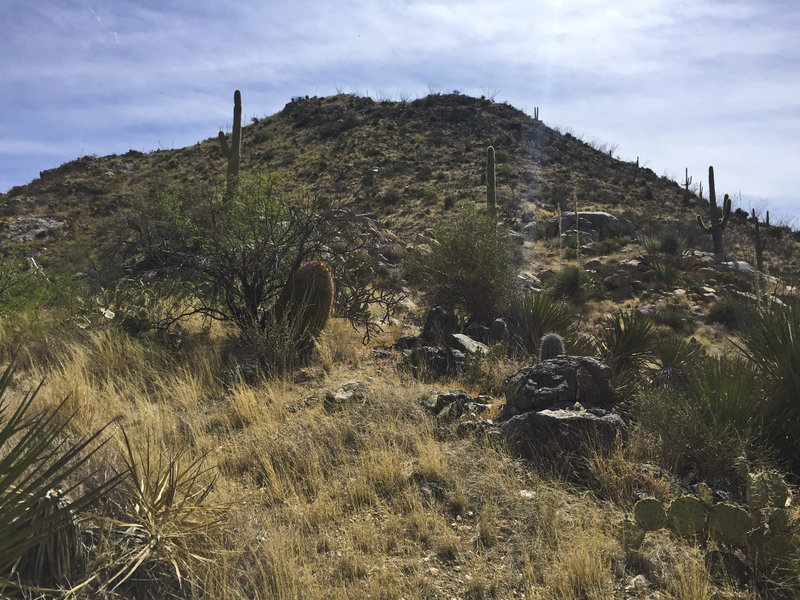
0;92;799;600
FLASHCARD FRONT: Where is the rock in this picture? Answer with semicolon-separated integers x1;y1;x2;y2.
431;389;472;413
464;322;490;344
421;306;458;345
503;356;614;415
6;216;65;242
603;272;634;289
546;211;627;240
500;407;628;460
393;335;422;350
404;346;464;378
488;318;510;345
448;333;489;355
325;380;371;407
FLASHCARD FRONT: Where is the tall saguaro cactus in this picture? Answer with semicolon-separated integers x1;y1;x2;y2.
486;146;497;217
752;209;770;272
218;89;243;199
696;166;731;255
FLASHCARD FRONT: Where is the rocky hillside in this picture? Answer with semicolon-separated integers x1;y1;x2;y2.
3;92;798;278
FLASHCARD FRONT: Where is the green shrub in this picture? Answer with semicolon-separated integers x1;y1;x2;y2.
408;204;520;317
591;235;629;256
549;265;593;302
422;189;440;205
707;294;754;330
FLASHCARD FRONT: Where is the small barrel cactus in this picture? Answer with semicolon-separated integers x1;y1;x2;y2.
539;332;565;361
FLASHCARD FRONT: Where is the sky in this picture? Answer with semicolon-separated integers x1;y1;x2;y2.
2;0;799;225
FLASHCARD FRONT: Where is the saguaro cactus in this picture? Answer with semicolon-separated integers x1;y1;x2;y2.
752;209;770;272
696;166;731;255
218;89;243;199
683;168;693;192
486;146;496;217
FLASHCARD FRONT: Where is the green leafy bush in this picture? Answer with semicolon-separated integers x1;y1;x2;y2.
407;204;520;317
708;294;754;330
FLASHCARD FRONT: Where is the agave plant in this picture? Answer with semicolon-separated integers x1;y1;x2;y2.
735;301;800;467
0;362;118;583
652;335;703;388
688;355;763;434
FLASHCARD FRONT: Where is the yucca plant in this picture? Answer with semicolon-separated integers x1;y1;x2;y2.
100;430;224;592
0;362;118;585
595;310;657;376
509;292;573;356
688;355;763;434
652;335;703;388
735;301;800;468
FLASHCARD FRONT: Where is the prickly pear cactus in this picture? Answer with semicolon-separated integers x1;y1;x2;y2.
708;502;753;545
634;498;667;532
696;482;714;507
621;518;645;550
769;508;789;534
748;471;792;510
667;496;707;537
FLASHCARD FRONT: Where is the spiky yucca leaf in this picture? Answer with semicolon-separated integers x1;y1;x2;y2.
595;310;657;376
0;362;118;580
510;292;573;356
688;355;763;433
103;430;224;591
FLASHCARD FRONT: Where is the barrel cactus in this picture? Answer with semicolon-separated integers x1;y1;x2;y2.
275;261;335;342
539;332;565;361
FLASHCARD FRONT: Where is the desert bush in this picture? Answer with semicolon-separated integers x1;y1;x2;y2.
126;175;400;372
549;265;594;302
707;294;754;330
407;204;520;317
591;235;629;256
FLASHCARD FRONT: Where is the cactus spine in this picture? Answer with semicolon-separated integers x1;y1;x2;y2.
486;146;496;218
218;90;243;199
539;333;565;361
696;166;731;255
752;209;769;272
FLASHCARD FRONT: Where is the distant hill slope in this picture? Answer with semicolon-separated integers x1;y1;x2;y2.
1;92;797;275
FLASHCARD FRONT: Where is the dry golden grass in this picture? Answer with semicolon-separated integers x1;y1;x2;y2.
1;310;797;599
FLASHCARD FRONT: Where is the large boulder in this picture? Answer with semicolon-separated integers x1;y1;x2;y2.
500;407;628;461
546;211;627;241
502;356;614;416
421;306;459;345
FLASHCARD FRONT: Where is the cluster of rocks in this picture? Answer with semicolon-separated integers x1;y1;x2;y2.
496;355;628;463
393;306;508;377
546;211;637;244
2;216;66;242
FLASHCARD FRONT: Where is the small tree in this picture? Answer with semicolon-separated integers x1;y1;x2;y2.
126;175;400;371
408;204;520;317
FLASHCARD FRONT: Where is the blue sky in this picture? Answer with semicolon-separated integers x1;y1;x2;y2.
2;0;799;223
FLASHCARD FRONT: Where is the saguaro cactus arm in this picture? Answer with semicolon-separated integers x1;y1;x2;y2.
486;146;497;217
696;166;731;254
